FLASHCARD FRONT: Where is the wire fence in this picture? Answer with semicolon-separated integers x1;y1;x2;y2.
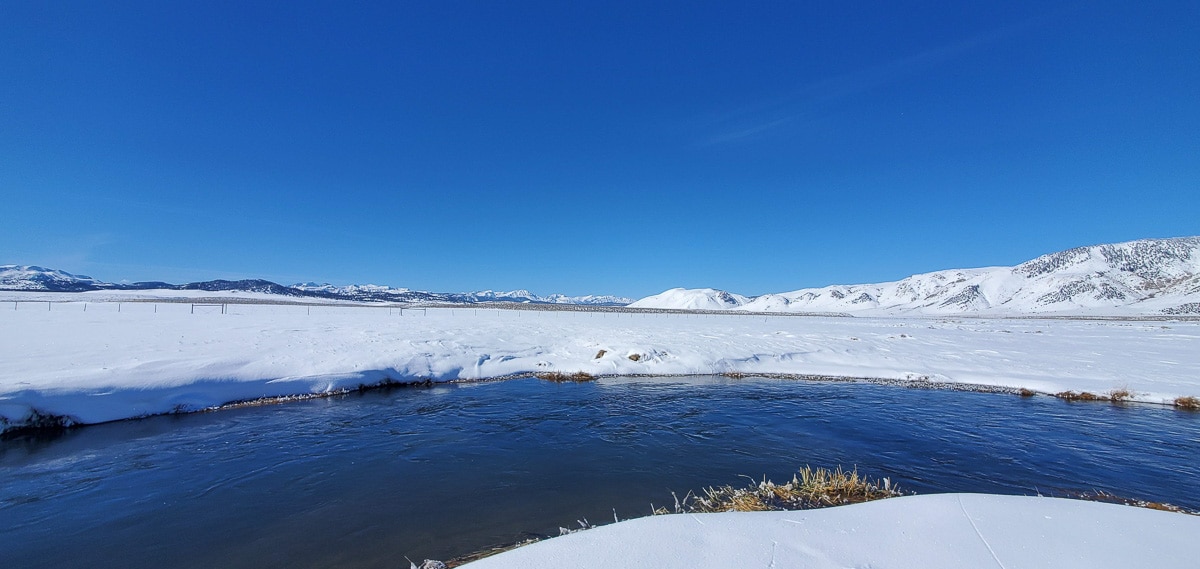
3;300;807;324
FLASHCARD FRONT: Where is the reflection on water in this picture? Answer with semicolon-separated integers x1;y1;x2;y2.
1;376;1198;568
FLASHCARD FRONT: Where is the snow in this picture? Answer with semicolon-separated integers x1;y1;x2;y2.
2;297;1198;430
4;296;1197;568
460;494;1200;569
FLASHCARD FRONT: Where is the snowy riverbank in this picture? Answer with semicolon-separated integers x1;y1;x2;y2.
2;299;1199;430
460;494;1200;568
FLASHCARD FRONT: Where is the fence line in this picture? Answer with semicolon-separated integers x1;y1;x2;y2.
191;303;227;314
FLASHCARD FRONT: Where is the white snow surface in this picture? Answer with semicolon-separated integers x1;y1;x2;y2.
1;300;1198;429
462;494;1200;569
0;288;356;303
633;237;1200;316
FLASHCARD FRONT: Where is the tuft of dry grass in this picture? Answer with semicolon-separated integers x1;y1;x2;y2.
1174;396;1200;410
594;349;607;359
535;371;596;382
1107;388;1133;402
654;466;903;515
1056;391;1103;402
1018;388;1036;397
627;353;642;362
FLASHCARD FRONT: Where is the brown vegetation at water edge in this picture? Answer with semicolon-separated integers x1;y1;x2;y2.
1107;388;1133;402
1055;389;1138;403
1174;396;1200;410
1070;490;1197;516
654;466;903;514
535;371;596;382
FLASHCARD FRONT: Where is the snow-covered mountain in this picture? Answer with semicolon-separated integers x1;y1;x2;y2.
291;282;632;305
632;237;1200;316
0;266;632;306
628;288;751;311
0;266;108;291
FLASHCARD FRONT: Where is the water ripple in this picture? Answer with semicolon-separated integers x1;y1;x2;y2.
1;377;1197;569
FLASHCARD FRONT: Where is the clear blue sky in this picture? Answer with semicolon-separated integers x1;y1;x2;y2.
2;1;1197;298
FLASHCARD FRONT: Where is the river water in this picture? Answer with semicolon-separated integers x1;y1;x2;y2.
2;376;1197;567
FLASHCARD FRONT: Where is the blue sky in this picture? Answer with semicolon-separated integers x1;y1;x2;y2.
2;1;1197;298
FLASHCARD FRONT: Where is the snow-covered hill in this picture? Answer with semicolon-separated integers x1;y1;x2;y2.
633;237;1200;316
0;266;632;306
0;265;106;291
628;288;751;311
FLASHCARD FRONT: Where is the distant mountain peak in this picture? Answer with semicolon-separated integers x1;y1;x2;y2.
0;266;632;306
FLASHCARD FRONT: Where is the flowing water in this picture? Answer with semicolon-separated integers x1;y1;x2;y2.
2;376;1198;568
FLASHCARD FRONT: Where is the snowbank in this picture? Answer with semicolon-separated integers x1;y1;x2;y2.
461;494;1200;568
2;301;1199;429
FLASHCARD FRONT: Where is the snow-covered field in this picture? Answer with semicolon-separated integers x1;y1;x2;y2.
2;298;1198;430
461;494;1200;569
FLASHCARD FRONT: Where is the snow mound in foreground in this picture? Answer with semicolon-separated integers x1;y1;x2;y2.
462;494;1199;569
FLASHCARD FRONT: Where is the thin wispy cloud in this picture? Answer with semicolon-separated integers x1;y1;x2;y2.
696;16;1053;146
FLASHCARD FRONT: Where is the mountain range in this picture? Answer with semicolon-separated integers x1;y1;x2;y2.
0;266;632;306
629;237;1200;316
7;237;1199;315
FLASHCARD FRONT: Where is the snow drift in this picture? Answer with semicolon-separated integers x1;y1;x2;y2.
462;494;1200;569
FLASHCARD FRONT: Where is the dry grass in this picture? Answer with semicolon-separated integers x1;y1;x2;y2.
654;466;903;515
1070;490;1197;516
1107;388;1133;402
594;349;607;359
535;371;596;382
722;372;747;379
1055;389;1138;404
1174;396;1200;410
1018;388;1036;397
1055;391;1103;402
627;353;642;362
